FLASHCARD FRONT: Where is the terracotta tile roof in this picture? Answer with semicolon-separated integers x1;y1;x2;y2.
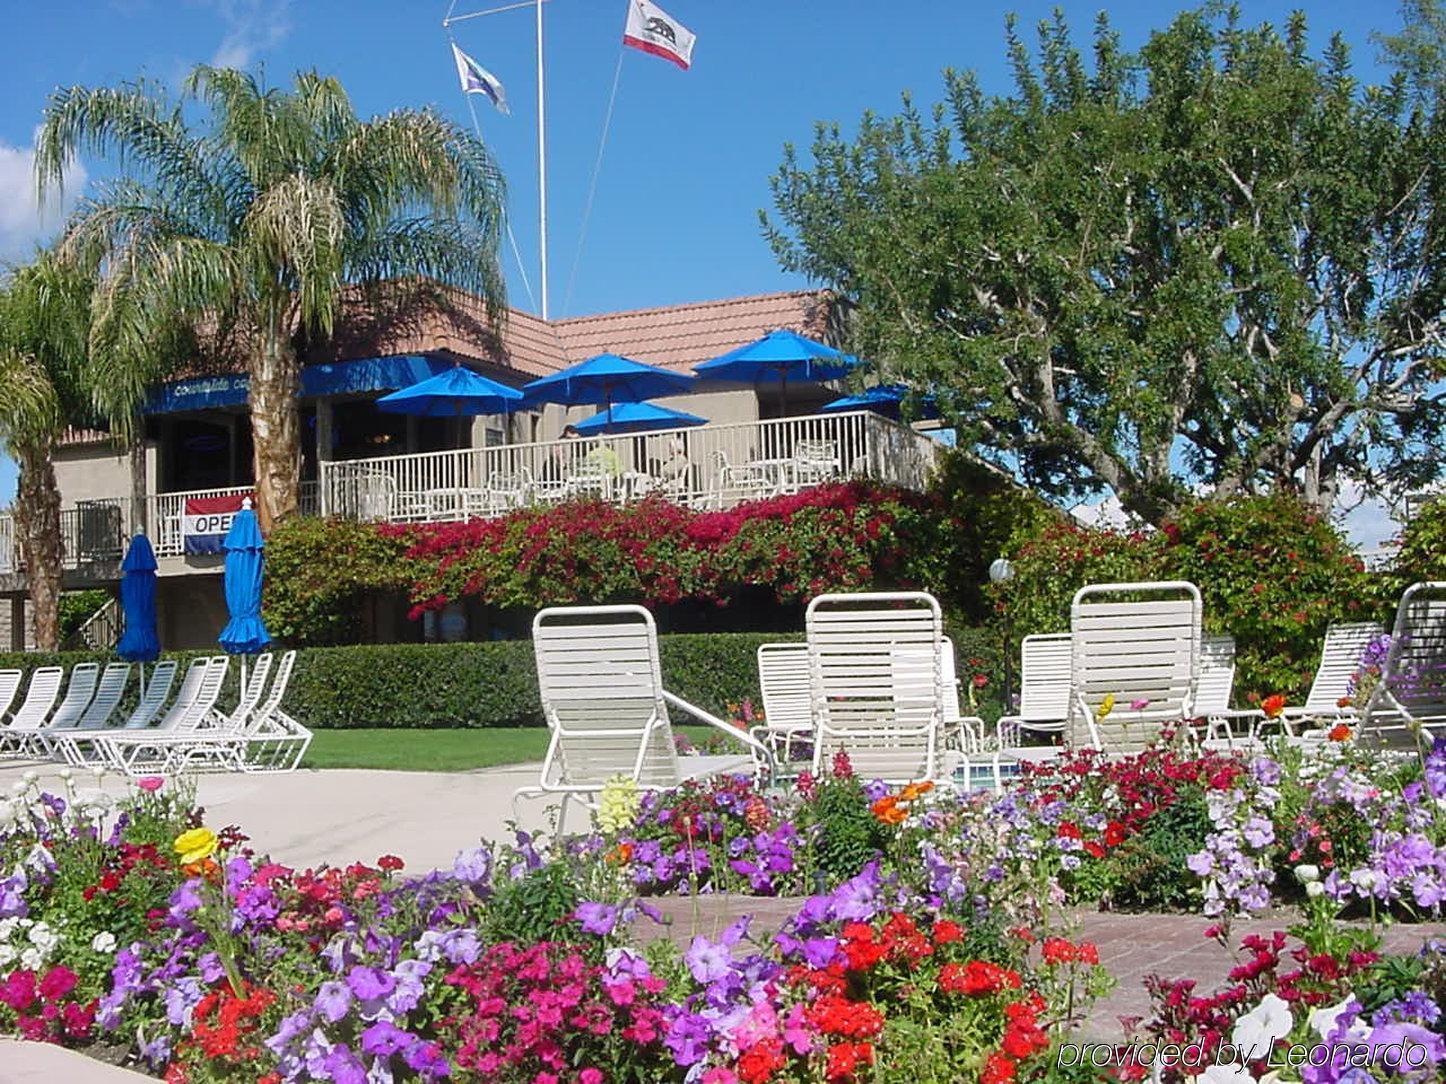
552;291;829;372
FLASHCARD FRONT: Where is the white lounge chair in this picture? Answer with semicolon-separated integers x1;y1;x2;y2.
995;633;1072;746
750;642;813;768
97;656;230;773
1360;582;1446;751
35;662;130;758
514;605;773;833
806;590;956;784
1281;622;1387;725
0;669;22;723
52;660;179;767
939;636;986;754
1067;580;1202;753
147;652;309;775
0;666;71;759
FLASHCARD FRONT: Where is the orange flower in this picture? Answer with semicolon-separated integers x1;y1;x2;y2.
898;781;935;802
1336;696;1353;709
1261;694;1287;719
606;842;634;865
1328;723;1353;742
870;796;907;825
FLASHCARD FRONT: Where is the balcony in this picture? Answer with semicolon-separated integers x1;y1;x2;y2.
0;412;943;576
317;411;942;523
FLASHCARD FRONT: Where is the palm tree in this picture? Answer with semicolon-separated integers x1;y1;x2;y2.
36;67;507;530
0;256;96;650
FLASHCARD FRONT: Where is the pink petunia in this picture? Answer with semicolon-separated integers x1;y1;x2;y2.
136;776;164;792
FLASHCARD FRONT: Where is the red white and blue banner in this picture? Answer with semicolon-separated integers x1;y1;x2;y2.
623;0;696;70
183;494;251;555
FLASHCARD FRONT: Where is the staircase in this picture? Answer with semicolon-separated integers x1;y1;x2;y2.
73;597;121;651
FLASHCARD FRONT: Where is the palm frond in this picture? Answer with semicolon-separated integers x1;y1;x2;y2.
243;172;346;334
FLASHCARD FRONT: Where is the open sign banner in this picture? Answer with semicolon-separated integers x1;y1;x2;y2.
183;493;251;555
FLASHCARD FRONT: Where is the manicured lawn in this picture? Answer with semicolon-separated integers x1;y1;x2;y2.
300;726;722;772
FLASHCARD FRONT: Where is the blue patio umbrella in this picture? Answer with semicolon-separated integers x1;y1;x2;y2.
819;384;940;420
218;499;271;658
521;353;696;413
116;533;160;694
375;364;525;417
573;402;708;436
694;329;857;414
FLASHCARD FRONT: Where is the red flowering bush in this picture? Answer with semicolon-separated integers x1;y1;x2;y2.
265;483;955;642
435;941;670;1081
0;965;96;1045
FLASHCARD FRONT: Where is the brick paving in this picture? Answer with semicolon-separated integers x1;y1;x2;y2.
641;897;1446;1039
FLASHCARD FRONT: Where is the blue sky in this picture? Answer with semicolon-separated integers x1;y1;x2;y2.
0;0;1412;541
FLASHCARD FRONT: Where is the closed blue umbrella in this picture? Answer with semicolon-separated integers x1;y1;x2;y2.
116;535;160;695
573;402;708;436
375;364;525;417
522;353;696;412
218;499;271;656
694;329;857;414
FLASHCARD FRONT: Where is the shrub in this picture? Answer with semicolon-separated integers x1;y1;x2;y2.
994;495;1377;702
1391;494;1446;587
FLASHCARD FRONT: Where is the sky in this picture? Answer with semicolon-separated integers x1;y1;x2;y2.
0;0;1416;544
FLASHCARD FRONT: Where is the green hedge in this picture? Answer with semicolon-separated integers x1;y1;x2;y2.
0;626;1001;729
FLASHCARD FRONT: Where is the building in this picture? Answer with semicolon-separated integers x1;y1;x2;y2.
0;288;944;649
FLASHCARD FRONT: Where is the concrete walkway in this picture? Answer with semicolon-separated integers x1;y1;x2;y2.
3;763;1444;1077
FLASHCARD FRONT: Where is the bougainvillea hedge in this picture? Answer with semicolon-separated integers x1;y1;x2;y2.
264;483;963;645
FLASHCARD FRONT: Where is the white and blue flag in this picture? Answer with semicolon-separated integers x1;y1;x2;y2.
451;42;509;114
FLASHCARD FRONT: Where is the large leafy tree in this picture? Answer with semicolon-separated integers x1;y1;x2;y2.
36;67;507;530
765;8;1445;524
0;257;96;649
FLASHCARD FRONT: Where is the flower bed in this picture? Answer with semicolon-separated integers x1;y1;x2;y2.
1;737;1443;1081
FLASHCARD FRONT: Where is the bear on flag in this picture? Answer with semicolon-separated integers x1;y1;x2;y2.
623;0;696;71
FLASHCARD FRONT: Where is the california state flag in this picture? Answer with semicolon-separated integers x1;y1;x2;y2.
623;0;696;71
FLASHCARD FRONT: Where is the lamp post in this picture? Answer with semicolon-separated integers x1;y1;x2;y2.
988;558;1015;716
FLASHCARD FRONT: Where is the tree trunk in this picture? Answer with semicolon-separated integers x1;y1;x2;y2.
129;432;148;536
249;334;302;533
15;441;64;651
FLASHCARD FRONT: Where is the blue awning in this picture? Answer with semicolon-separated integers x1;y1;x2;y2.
144;355;456;414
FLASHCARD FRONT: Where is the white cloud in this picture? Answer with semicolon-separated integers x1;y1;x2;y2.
207;0;292;70
0;129;87;260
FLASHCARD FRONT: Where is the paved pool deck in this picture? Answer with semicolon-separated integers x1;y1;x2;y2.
2;762;1443;1079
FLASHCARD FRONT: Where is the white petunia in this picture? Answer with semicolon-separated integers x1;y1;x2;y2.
1309;998;1361;1042
1305;881;1326;898
0;798;14;829
1231;993;1293;1062
19;946;43;971
0;945;13;966
1201;1066;1252;1083
1293;864;1320;883
91;931;117;954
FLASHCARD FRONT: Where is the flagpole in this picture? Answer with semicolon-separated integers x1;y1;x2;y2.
535;0;549;320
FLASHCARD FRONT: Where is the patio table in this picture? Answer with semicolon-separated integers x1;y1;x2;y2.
743;457;796;494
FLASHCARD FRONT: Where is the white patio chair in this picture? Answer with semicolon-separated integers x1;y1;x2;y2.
3;663;98;759
1193;634;1284;750
1280;622;1386;725
710;450;775;505
792;438;841;486
1067;580;1202;753
749;642;813;769
98;656;230;773
0;669;22;723
0;667;64;759
35;662;130;758
995;633;1072;747
1360;582;1446;751
936;636;986;754
806;590;956;784
514;605;774;833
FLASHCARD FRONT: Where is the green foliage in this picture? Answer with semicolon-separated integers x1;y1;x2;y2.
765;7;1446;522
1105;795;1211;911
481;854;579;945
801;772;890;885
262;517;412;645
58;589;112;645
1391;495;1446;587
994;495;1376;701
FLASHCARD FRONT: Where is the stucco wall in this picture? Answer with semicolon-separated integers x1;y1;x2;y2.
51;440;160;509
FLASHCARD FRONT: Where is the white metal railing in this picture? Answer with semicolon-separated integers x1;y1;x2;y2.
77;596;121;650
319;411;942;524
146;482;319;558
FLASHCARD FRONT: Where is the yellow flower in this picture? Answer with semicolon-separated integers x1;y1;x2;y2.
174;826;219;866
597;776;641;837
1095;693;1116;720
